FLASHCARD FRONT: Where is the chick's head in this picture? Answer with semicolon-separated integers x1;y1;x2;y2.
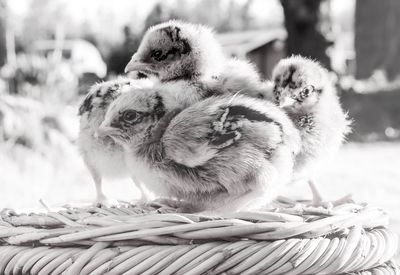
272;56;330;112
98;89;165;146
125;20;225;81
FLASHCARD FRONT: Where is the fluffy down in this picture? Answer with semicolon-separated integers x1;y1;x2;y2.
100;89;300;213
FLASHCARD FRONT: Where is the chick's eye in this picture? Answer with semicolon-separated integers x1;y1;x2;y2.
152;50;162;58
302;85;315;96
151;50;165;61
122;110;138;122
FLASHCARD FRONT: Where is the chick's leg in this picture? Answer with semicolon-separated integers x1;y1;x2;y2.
85;160;117;207
87;165;107;205
130;175;150;203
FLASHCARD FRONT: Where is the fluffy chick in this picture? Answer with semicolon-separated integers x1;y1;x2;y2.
78;77;153;205
272;56;352;206
125;20;272;100
98;88;300;213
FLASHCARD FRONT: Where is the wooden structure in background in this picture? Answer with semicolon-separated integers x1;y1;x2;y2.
217;29;286;79
355;0;400;80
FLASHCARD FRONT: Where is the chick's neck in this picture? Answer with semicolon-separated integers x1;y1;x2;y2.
133;109;182;165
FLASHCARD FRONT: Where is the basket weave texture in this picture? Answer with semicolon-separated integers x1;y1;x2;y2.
0;197;398;275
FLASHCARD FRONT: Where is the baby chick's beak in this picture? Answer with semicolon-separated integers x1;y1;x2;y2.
279;97;296;108
95;125;119;138
124;58;152;73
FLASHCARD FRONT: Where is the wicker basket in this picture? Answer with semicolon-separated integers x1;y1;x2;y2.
0;197;398;275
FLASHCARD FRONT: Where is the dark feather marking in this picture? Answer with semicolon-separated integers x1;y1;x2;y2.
222;105;284;154
201;87;224;98
172;26;181;41
162;27;174;41
172;26;191;54
210;131;238;146
150;108;181;142
161;26;181;42
103;86;118;100
227;105;275;124
207;105;284;153
78;93;94;115
99;85;122;109
297;114;315;131
281;65;296;88
153;94;166;120
181;39;191;54
157;26;191;65
273;86;280;102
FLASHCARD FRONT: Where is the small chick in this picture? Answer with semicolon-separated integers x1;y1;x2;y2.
272;56;352;206
98;89;300;213
125;20;272;100
78;77;153;205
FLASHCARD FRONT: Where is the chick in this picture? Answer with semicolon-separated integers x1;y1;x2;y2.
78;77;154;205
124;20;272;100
98;87;301;213
272;56;352;207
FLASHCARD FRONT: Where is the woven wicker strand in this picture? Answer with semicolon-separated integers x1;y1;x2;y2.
0;198;398;275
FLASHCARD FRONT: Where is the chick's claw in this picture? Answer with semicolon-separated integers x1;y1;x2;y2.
308;181;354;209
93;196;120;208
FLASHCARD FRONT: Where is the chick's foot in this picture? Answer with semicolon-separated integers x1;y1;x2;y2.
93;194;120;208
308;180;354;209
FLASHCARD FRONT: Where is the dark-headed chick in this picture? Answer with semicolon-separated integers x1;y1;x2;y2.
125;20;273;100
272;56;352;206
98;89;300;213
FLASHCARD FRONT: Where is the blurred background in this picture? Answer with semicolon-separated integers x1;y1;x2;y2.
0;0;399;239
